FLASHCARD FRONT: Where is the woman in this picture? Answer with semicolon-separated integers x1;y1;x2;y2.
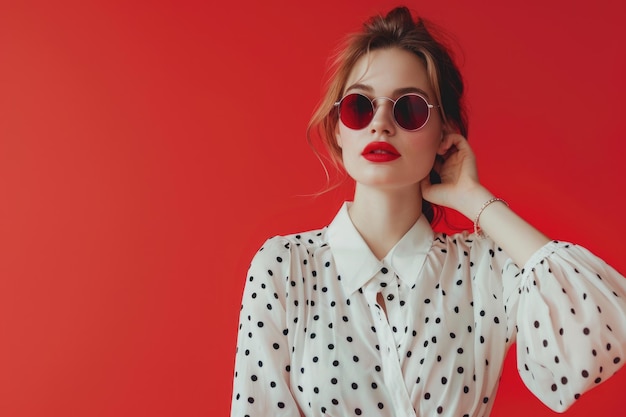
231;6;626;417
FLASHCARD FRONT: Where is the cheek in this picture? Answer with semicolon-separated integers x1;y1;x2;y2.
335;133;363;175
408;134;441;156
336;123;354;149
405;139;442;173
336;127;359;156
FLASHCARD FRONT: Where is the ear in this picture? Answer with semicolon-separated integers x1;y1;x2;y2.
436;130;449;156
436;124;455;155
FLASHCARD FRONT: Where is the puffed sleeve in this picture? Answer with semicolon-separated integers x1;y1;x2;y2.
505;240;626;412
231;237;302;416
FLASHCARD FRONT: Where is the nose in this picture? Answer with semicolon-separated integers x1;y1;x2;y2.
369;97;396;136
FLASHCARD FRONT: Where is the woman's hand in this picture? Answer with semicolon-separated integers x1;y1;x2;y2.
420;133;492;218
421;133;550;265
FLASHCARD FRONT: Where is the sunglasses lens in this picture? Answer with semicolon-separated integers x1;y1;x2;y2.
394;94;429;130
339;94;373;130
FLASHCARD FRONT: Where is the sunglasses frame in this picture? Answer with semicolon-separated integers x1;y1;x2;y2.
334;92;439;132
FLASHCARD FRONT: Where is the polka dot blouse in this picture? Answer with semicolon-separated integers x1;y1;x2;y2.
231;203;626;417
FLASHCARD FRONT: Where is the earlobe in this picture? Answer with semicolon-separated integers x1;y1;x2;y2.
437;124;456;155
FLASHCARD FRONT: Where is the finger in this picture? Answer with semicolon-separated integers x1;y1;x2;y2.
442;134;475;162
439;133;462;157
442;144;458;160
445;133;469;150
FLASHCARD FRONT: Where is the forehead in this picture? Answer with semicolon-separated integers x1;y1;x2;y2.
345;47;434;98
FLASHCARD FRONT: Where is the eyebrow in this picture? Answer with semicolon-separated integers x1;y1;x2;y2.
344;83;431;99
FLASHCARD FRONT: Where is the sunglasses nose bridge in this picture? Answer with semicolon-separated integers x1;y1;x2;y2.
371;96;395;108
369;96;396;119
368;96;398;132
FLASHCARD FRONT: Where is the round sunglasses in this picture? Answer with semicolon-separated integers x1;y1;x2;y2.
334;92;439;131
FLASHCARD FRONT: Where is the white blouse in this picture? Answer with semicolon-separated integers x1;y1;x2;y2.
231;203;626;417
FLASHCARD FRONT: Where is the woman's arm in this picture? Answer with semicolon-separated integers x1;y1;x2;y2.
424;133;626;411
421;133;550;266
504;241;626;411
231;237;301;416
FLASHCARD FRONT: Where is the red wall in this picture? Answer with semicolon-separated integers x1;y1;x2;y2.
1;0;625;416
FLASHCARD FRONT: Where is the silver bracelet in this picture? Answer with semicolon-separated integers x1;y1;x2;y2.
473;197;508;238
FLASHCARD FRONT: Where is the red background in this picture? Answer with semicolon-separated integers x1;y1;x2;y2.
1;0;625;416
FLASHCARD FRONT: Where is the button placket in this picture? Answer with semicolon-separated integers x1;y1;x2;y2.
364;266;416;417
379;268;404;348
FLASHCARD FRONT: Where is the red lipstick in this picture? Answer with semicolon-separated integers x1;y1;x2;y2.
361;142;400;162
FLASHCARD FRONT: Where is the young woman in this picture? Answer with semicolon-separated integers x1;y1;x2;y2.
231;6;626;417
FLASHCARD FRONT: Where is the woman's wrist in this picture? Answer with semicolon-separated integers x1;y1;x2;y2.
454;185;495;221
473;197;509;238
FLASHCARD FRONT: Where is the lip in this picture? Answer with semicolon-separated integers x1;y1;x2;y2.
361;141;400;162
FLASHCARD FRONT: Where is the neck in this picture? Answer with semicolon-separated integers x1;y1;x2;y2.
348;183;424;260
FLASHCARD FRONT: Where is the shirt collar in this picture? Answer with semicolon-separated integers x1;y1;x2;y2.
327;202;434;296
